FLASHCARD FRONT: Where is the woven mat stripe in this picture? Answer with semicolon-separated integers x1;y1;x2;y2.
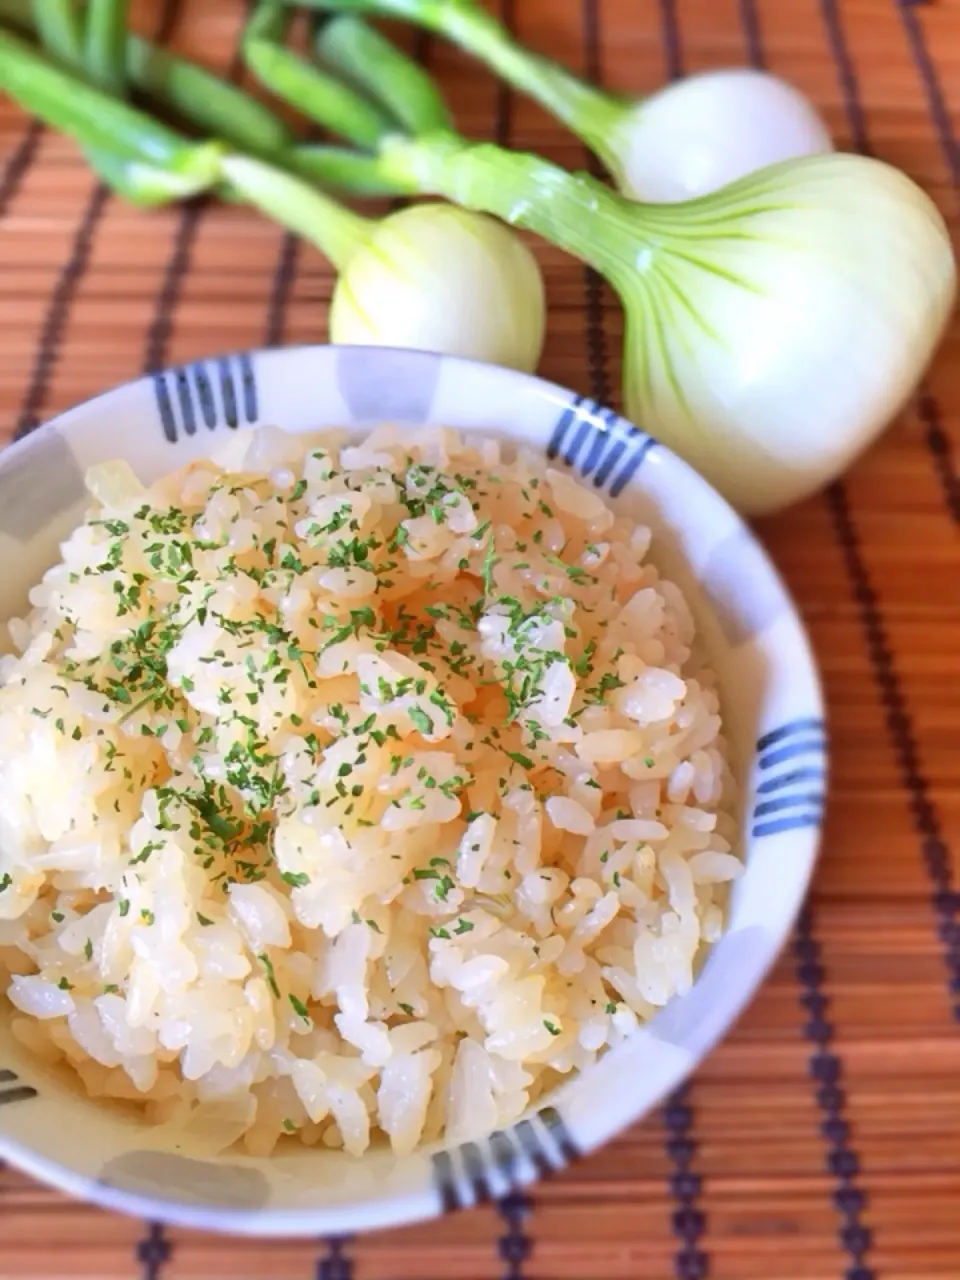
891;0;960;524
12;180;111;440
137;1222;172;1280
813;0;960;993
754;0;960;1010
316;1235;352;1280
818;0;960;1016
739;5;876;1279
0;117;43;217
895;0;960;191
825;481;960;1019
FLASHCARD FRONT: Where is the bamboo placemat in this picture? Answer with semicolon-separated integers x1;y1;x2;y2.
0;0;959;1276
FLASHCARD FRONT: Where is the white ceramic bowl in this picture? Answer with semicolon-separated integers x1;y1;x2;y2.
0;346;825;1235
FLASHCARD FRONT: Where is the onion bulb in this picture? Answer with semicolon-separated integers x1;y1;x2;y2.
372;139;955;514
613;156;955;510
220;157;546;374
328;203;545;371
299;1;833;202
606;69;833;202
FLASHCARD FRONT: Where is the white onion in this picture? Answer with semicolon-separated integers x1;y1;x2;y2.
609;69;833;203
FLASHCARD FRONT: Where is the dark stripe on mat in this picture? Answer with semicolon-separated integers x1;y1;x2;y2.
746;0;960;1015
264;232;301;348
663;1086;709;1280
794;910;875;1280
895;0;960;189
498;1191;534;1280
0;118;43;218
826;483;960;1017
658;0;684;81
814;0;960;1001
738;5;879;1277
136;1223;172;1280
13;183;111;440
316;1236;352;1280
890;0;960;523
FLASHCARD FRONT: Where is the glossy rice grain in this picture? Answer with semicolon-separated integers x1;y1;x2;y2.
0;425;738;1156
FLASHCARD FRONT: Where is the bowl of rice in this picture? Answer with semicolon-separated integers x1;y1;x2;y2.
0;345;825;1235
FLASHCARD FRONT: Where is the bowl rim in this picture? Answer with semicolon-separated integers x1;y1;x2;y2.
0;343;826;1236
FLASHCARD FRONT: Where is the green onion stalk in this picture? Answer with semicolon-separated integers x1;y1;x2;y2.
252;13;955;515
84;0;130;94
0;22;546;371
28;0;141;194
287;0;834;203
0;0;404;197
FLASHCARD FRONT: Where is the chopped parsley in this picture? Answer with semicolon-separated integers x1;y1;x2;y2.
289;993;311;1022
408;706;434;736
258;952;280;998
506;751;535;770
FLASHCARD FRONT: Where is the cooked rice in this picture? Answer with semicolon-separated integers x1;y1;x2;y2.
0;425;738;1156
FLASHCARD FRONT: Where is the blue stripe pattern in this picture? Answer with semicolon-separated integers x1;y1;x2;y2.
431;1105;578;1211
546;394;656;496
153;353;259;442
0;1067;37;1105
752;718;827;839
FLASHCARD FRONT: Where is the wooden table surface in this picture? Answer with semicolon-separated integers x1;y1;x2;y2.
0;0;959;1276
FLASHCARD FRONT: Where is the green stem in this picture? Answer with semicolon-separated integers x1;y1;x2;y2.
84;0;130;94
0;1;297;158
220;154;376;270
0;3;385;249
0;2;393;211
375;132;640;284
28;0;82;67
125;34;294;156
0;27;222;185
284;0;630;170
244;0;397;150
290;143;412;195
314;14;450;135
0;0;31;30
83;147;228;206
24;1;129;194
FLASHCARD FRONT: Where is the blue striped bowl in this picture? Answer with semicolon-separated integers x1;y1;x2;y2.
0;346;825;1235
